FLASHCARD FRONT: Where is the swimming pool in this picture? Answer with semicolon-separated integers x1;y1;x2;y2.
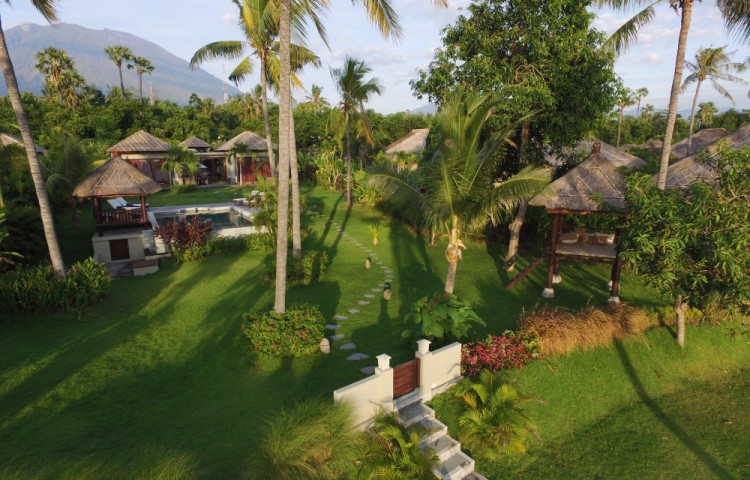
149;205;266;242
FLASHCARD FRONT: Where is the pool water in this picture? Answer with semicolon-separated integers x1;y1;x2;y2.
154;210;251;228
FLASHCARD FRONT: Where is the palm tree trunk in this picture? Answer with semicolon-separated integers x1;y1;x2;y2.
444;215;460;295
0;18;65;277
616;107;624;147
274;0;291;314
290;108;302;258
656;0;693;190
138;73;144;102
345;112;352;207
118;64;125;97
260;57;277;178
674;294;687;348
504;199;527;271
686;80;702;156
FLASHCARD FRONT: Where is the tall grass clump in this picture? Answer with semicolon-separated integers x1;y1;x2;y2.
518;304;653;356
256;398;360;480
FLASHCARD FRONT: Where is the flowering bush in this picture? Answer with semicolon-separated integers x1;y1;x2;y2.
461;331;539;377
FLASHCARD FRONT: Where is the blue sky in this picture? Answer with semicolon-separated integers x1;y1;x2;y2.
4;0;750;114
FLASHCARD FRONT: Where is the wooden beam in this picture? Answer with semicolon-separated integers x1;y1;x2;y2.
506;256;545;290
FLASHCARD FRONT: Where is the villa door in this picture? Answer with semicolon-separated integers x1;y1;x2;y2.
393;358;420;398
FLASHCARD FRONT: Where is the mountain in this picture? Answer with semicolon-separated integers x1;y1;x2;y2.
2;23;240;103
411;103;437;115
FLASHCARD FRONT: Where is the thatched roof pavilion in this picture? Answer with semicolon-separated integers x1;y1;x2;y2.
662;122;750;189
526;141;646;304
670;128;729;159
74;157;161;235
0;132;46;155
180;136;212;151
216;131;275;152
108;130;169;154
384;128;429;156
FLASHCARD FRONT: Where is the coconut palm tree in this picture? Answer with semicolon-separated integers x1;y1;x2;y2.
634;86;649;116
0;1;66;276
455;369;541;459
162;144;199;186
43;130;93;226
597;0;750;189
682;45;747;155
330;57;383;207
127;55;154;103
368;93;550;294
304;84;329;112
104;45;133;98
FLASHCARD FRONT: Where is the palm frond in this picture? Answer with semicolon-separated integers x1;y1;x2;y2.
602;2;658;55
190;41;247;68
355;0;403;41
228;57;255;85
30;0;60;22
718;0;750;43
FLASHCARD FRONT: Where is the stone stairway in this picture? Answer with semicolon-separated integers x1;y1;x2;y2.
396;393;487;480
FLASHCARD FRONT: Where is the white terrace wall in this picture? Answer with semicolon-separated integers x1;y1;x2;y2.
333;341;463;429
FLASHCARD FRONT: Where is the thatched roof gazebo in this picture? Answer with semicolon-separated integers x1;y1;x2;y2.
216;131;275;152
526;141;646;304
384;128;429;156
217;131;275;184
73;157;161;236
179;136;212;152
669;128;729;160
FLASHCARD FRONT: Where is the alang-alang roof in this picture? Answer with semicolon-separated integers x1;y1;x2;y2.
108;130;169;153
73;157;162;198
531;140;646;212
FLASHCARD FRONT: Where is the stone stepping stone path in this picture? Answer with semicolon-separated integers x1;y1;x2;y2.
357;301;370;306
340;342;356;350
329;334;345;341
325;324;341;330
333;314;349;321
363;294;375;299
372;288;382;292
347;353;369;361
348;308;360;314
360;366;376;375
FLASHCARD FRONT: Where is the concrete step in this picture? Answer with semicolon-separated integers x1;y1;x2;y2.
434;451;475;480
419;416;448;445
422;434;461;463
464;472;488;480
393;390;422;411
398;401;434;428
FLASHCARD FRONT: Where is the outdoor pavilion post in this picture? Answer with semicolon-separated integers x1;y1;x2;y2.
94;197;103;237
139;195;147;226
543;212;562;298
608;255;623;307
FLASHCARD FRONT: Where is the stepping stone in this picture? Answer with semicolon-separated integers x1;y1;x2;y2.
348;308;360;314
347;353;369;361
363;294;375;298
330;334;345;341
357;301;370;306
360;366;376;375
325;324;341;330
340;342;356;350
333;314;349;321
372;288;383;292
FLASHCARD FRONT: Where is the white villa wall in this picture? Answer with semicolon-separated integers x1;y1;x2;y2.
333;369;392;429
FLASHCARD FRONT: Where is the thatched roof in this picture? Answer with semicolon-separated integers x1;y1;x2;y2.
0;133;46;154
670;128;729;159
384;128;429;155
179;136;212;150
73;157;162;198
544;138;645;169
216;131;274;152
532;140;646;212
662;122;750;189
108;130;169;153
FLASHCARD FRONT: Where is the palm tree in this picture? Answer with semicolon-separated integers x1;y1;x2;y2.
43;130;93;226
369;93;550;294
597;0;750;190
615;87;635;147
455;370;541;459
330;57;383;207
127;55;154;102
634;86;649;116
682;45;747;155
358;411;438;480
34;47;82;106
162;144;199;186
0;1;66;276
104;45;133;98
304;84;329;112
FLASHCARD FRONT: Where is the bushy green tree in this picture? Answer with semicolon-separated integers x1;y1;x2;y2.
620;147;750;347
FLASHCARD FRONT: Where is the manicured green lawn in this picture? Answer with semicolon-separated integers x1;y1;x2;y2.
2;186;748;479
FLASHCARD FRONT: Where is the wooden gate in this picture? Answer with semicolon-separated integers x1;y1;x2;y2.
392;358;420;398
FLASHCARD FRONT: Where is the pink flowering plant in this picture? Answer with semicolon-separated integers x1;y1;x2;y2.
461;331;540;377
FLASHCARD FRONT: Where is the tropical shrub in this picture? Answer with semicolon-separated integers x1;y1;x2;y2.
263;249;329;285
454;370;541;459
256;398;360;480
0;258;110;314
358;411;438;480
461;331;540;377
170;183;198;193
156;217;213;255
170;233;276;263
518;304;653;356
241;304;325;357
353;169;380;206
402;292;485;345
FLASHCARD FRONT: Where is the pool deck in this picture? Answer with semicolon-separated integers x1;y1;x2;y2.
149;202;262;215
